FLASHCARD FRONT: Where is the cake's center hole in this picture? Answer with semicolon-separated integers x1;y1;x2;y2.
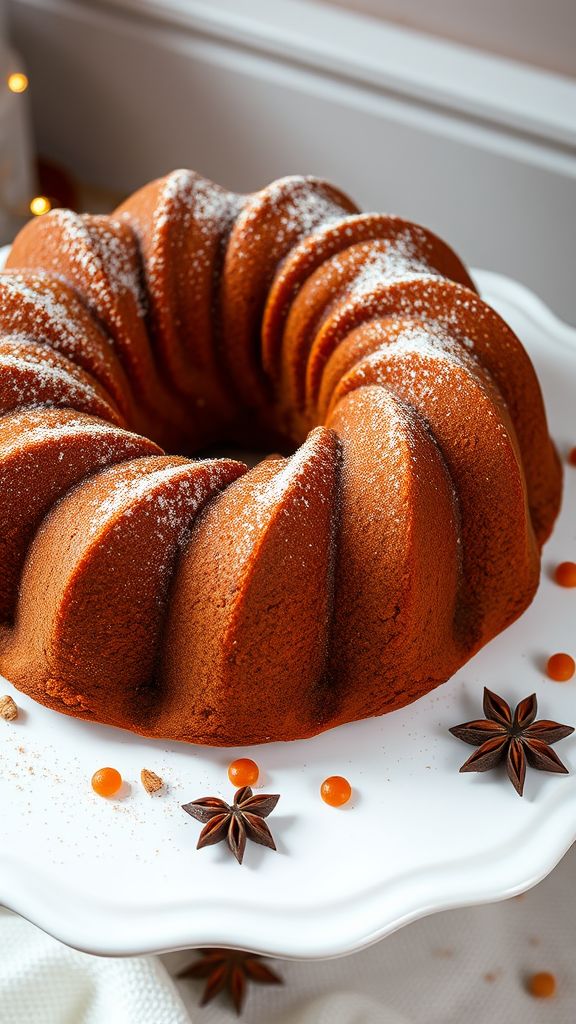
199;441;296;469
197;422;301;467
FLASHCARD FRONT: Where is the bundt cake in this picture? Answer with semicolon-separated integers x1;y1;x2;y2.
0;170;562;745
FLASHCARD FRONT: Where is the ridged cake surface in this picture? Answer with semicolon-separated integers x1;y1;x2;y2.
0;170;562;744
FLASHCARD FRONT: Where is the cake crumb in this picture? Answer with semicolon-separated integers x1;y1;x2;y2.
483;969;502;984
0;695;18;721
141;768;164;794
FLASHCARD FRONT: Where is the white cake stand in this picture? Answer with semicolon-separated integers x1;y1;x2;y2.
0;269;574;957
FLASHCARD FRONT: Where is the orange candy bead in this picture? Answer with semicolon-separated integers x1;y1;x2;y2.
546;652;575;681
228;758;259;787
91;767;123;797
527;971;557;999
568;447;576;467
554;561;576;587
320;775;352;807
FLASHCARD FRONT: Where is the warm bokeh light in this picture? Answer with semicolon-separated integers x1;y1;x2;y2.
29;195;52;216
7;72;29;94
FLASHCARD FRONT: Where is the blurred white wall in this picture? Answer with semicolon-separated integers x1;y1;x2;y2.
0;0;35;242
6;0;576;321
317;0;576;77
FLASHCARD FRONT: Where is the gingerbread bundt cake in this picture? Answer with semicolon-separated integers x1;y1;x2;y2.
0;171;562;745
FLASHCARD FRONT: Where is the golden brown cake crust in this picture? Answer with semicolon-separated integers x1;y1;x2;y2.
0;170;562;745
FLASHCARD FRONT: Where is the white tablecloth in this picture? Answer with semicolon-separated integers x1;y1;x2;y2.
1;844;574;1023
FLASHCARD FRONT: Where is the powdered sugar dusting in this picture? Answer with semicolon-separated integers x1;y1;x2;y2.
348;232;437;293
80;459;233;544
286;234;443;369
361;319;476;366
335;320;511;458
49;210;147;318
240;177;347;244
258;177;346;242
331;384;435;518
148;170;242;283
0;412;133;459
0;272;116;376
355;320;489;398
154;170;237;234
0;336;111;412
305;237;437;332
252;435;317;510
347;384;420;457
202;431;335;571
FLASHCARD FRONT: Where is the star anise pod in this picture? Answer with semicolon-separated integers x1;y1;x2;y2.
178;948;283;1015
450;688;574;796
182;786;280;864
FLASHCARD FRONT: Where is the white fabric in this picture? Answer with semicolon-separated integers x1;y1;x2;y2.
0;917;190;1024
1;845;574;1024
